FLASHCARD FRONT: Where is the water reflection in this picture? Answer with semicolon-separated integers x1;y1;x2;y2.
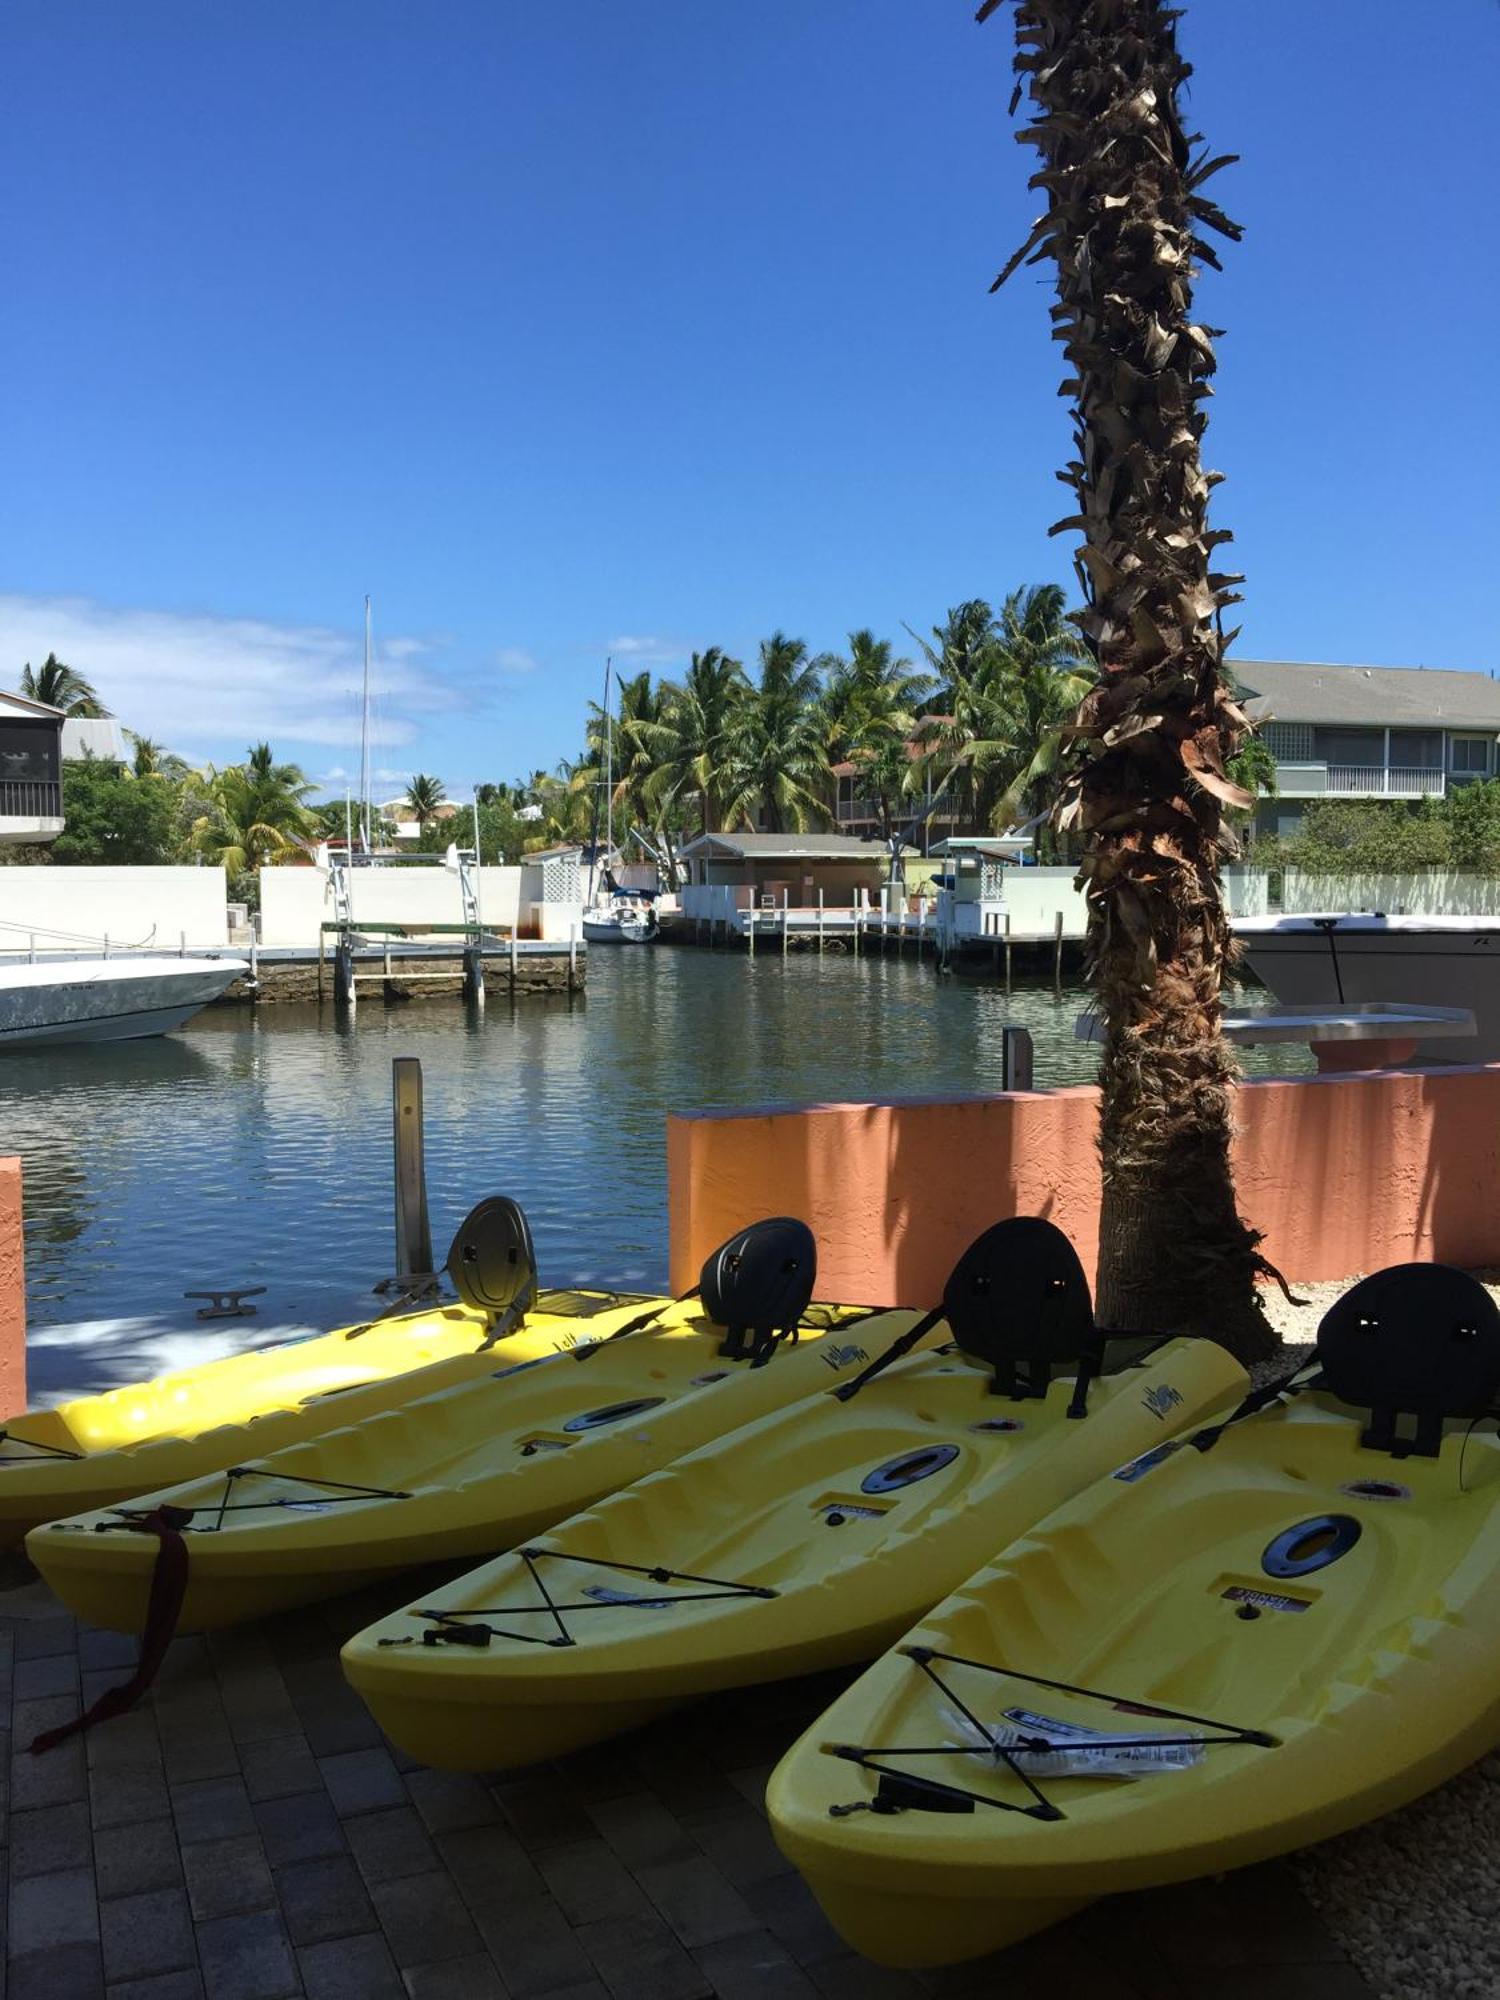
0;951;1305;1399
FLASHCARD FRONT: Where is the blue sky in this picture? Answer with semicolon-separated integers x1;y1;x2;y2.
3;0;1497;800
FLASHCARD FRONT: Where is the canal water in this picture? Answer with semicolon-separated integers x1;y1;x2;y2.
1;951;1302;1400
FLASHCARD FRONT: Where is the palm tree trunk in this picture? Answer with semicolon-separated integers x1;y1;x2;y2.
985;0;1275;1360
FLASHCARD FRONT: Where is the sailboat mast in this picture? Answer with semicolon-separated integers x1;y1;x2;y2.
604;656;613;878
360;595;373;854
585;656;610;907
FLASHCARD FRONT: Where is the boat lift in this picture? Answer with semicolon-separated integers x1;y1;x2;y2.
321;849;492;1009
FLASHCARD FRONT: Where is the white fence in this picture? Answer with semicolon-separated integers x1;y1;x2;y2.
0;866;230;956
259;865;524;947
1278;872;1500;917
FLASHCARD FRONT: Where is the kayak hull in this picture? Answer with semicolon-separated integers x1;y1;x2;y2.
767;1390;1500;1966
0;1287;657;1545
31;1307;919;1633
342;1337;1247;1772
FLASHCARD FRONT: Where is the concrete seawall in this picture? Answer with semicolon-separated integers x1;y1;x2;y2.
668;1064;1500;1305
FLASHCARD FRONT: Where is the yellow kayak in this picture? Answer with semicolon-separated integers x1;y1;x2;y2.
1;1196;649;1545
767;1261;1500;1967
31;1219;912;1633
341;1329;1245;1773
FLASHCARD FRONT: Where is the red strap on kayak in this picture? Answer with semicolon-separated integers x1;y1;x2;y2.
30;1505;192;1754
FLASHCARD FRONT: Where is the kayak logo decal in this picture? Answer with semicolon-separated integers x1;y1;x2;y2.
1141;1382;1185;1422
822;1343;871;1372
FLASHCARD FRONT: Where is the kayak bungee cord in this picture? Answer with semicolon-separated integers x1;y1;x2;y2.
385;1546;779;1652
822;1644;1277;1825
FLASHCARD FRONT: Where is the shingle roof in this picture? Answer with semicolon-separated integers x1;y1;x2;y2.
1233;659;1500;730
679;831;911;861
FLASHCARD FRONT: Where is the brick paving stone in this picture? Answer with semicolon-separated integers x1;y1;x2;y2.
404;1767;499;1834
298;1929;406;2000
99;1886;197;1984
78;1626;138;1672
1201;1968;1374;2000
490;1775;595;1850
85;1710;162;1772
629;1749;741;1820
806;1956;928;2000
11;1708;87;1809
108;1970;208;2000
371;1870;483;1968
587;1793;697;1870
574;1909;713;2000
345;1804;440;1887
318;1745;406;1816
92;1759;173;1829
472;1896;594;1999
182;1833;277;1921
9;1863;102;1951
692;1931;819;2000
435;1824;543;1907
681;1807;790;1890
162;1720;243;1787
94;1817;184;1899
15;1612;78;1659
9;1938;105;1998
10;1797;93;1878
741;1872;847;1970
238;1732;322;1803
15;1650;82;1701
170;1776;255;1844
253;1788;347;1866
536;1840;651;1928
401;1954;509;1998
635;1855;760;1951
295;1690;385;1758
275;1853;376;1947
194;1908;300;2000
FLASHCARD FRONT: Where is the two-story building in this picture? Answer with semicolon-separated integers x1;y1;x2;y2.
1235;660;1500;841
0;690;66;845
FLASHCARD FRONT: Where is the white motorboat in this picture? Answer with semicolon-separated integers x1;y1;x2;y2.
581;897;658;945
1234;913;1500;1064
0;956;249;1049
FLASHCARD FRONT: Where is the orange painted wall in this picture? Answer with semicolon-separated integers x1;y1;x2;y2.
0;1158;27;1417
667;1065;1500;1308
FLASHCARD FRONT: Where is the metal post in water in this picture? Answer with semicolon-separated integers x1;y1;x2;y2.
1005;911;1013;994
1053;909;1064;996
818;888;824;955
1002;1025;1034;1092
391;1057;434;1288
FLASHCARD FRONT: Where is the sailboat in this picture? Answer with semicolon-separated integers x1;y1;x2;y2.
582;659;659;946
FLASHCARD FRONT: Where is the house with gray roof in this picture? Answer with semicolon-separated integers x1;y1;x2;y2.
1233;660;1500;838
679;830;911;907
0;689;65;844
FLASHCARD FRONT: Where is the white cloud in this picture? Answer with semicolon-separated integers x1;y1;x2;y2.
494;647;537;677
607;634;683;665
0;592;465;758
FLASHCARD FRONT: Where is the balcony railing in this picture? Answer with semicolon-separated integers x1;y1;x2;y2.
1326;766;1446;798
0;778;62;820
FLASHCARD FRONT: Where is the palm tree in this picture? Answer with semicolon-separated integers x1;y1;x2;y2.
720;634;831;834
128;734;167;779
985;0;1274;1357
990;585;1097;828
404;772;447;828
21;653;110;717
633;647;749;835
821;631;934;766
192;743;316;875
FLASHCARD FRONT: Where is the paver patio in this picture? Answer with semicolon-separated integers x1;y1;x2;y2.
0;1566;1378;2000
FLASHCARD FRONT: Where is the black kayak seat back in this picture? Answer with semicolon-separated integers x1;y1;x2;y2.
446;1196;538;1323
1316;1262;1500;1458
944;1216;1096;1399
700;1217;817;1365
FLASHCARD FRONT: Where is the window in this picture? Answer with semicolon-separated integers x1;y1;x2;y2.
0;723;59;783
1451;736;1494;775
1313;727;1384;768
1263;722;1313;762
1387;729;1443;770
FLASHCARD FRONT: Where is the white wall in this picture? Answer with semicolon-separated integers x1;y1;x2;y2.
1279;872;1500;917
0;865;229;955
259;865;523;947
999;867;1089;938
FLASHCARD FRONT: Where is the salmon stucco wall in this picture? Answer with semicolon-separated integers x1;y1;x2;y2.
667;1065;1500;1308
0;1158;27;1417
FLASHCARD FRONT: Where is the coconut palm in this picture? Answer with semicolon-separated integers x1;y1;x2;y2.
21;653;110;717
404;772;447;828
821;631;934;767
719;633;831;834
192;743;316;874
633;647;749;835
128;734;167;779
984;0;1273;1355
